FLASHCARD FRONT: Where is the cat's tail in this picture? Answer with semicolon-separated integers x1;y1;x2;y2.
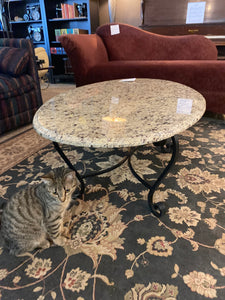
0;201;6;247
0;200;6;227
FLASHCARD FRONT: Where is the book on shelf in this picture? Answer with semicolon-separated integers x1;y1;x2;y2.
55;29;82;41
67;28;73;34
68;4;75;19
73;3;79;17
60;28;67;35
55;28;88;40
51;47;66;55
55;29;61;41
73;28;88;34
61;3;65;19
64;4;69;19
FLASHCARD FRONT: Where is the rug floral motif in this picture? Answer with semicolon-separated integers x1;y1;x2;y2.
0;117;225;300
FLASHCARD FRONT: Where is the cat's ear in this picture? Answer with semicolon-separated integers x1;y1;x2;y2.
64;170;77;185
41;172;54;185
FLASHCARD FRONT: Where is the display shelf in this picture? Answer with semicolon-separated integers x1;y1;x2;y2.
48;17;87;22
10;20;42;24
8;0;99;83
33;41;45;44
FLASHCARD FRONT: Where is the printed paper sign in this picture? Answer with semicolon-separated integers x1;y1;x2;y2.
186;2;206;24
176;98;193;115
110;24;120;35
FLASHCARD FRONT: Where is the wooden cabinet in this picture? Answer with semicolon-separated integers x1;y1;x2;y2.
8;0;99;82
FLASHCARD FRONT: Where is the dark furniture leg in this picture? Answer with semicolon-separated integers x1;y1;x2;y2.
53;137;179;217
53;142;85;195
128;136;179;217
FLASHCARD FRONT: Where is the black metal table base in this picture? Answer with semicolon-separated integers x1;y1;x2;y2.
53;136;179;217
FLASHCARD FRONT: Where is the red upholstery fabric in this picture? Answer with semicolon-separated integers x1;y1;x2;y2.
96;23;218;61
59;23;225;114
86;60;225;114
58;34;108;86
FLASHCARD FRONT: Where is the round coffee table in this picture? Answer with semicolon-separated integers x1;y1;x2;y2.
33;79;206;216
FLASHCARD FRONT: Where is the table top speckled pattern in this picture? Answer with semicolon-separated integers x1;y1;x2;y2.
33;79;206;148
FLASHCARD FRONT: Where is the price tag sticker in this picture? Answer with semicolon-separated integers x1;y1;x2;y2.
111;96;119;104
110;24;120;35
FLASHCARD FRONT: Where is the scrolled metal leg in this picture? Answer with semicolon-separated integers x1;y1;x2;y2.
148;136;179;216
83;149;135;178
53;142;85;196
128;136;179;217
53;143;136;198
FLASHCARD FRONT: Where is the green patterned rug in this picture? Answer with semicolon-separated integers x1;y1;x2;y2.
0;117;225;300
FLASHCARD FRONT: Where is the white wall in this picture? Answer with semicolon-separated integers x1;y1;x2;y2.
99;0;142;27
115;0;142;27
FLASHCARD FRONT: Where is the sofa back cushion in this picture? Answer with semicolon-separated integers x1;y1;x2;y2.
0;47;29;77
96;23;218;61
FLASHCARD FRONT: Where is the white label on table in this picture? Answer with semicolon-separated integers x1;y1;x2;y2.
111;96;119;104
110;24;120;35
120;78;136;82
177;98;193;115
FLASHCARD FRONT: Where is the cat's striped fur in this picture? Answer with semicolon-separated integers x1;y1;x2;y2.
1;167;78;257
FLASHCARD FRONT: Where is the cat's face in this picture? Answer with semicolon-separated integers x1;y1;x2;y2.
41;168;78;205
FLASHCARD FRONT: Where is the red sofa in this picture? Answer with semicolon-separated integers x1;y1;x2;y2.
59;23;225;114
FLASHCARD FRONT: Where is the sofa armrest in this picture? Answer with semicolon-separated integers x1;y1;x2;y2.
59;34;108;86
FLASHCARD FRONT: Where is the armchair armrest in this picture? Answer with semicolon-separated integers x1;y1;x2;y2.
0;38;42;103
59;34;109;86
0;39;39;82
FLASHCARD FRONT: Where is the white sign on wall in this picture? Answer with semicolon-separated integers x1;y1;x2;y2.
186;2;206;24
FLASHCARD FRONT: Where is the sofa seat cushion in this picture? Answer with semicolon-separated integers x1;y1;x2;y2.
0;73;35;100
86;60;225;114
87;60;225;89
0;47;29;77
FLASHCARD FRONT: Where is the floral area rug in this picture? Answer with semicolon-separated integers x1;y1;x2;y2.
0;117;225;300
0;128;50;175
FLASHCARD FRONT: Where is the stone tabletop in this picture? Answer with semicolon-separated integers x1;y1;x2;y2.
33;79;206;148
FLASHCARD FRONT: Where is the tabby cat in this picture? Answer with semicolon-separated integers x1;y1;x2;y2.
1;167;78;257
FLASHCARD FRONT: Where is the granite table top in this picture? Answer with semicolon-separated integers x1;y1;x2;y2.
33;79;206;148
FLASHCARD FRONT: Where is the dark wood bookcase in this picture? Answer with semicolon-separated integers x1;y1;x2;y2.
7;0;99;82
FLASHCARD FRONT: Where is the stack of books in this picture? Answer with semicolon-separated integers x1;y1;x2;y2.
61;3;80;19
55;28;88;41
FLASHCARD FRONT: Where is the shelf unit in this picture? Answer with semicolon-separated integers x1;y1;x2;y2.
8;0;99;82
